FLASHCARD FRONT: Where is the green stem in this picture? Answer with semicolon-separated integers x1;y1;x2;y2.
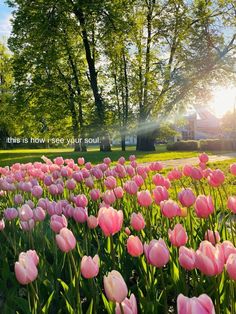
110;235;116;268
160;269;168;314
69;252;82;314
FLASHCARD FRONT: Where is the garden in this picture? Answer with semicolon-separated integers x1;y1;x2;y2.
1;153;236;313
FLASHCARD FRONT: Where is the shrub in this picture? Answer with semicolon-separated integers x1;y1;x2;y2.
167;140;199;151
199;139;235;151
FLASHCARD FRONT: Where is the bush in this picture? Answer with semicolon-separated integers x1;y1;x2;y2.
199;139;236;151
167;140;199;151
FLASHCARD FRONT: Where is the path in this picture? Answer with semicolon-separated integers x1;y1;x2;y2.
159;152;236;168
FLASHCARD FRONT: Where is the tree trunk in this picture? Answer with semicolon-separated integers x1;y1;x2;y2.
73;6;111;151
136;133;155;151
68;84;81;152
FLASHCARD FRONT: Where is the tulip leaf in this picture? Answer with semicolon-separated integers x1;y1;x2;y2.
42;291;55;313
86;299;94;314
101;293;113;314
57;278;69;293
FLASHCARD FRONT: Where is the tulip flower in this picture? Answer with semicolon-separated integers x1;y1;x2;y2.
137;190;152;207
98;207;123;237
130;212;145;231
195;241;224;276
56;227;76;253
153;186;169;205
204;230;220;245
144;239;169;268
178;188;196;207
15;251;39;285
104;270;128;303
226;253;236;280
50;214;68;233
178;246;196;271
104;176;117;189
87;215;98;229
230;163;236;176
177;293;215;314
227;196;236;214
168;224;188;247
115;294;138;314
221;241;236;263
199;153;209;163
81;255;99;279
73;207;88;223
160;200;181;218
194;195;214;218
127;236;143;257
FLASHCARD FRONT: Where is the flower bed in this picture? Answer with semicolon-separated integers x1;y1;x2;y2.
0;153;236;313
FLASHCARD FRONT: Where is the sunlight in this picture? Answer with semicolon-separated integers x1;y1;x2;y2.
209;86;236;117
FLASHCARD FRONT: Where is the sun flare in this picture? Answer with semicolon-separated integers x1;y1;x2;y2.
209;87;236;118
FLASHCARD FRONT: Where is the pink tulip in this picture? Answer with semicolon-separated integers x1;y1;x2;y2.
208;169;225;187
56;227;76;252
50;214;68;233
85;177;94;188
125;227;131;235
66;179;76;190
149;161;163;171
127;236;143;257
133;175;144;188
20;219;35;231
74;194;88;207
115;294;138;314
104;157;111;165
152;173;166;186
0;219;5;230
153;186;169;205
199;153;209;163
102;190;116;205
124;181;138;195
168;224;188;247
144;239;170;268
118;157;126;165
196;241;224;276
48;184;59;195
183;164;193;176
18;204;34;221
177;293;215;314
230;163;236;176
178;188;196;207
72;171;84;182
33;207;46;222
25;250;39;266
114;187;124;199
129;155;136;161
179;246;196;271
54;157;64;166
4;207;18;220
190;167;203;180
73;207;88;223
137;190;152;207
126;165;135;177
90;189;100;201
227;196;236;214
104;270;128;303
31;185;43;198
226;253;236;280
15;251;39;285
160;200;181;218
81;255;99;279
105;176;117;189
204;230;220;245
14;194;23;205
195;195;214;218
78;157;85;165
221;241;236;263
87;215;98;229
130;212;145;231
98;207;123;237
167;168;182;181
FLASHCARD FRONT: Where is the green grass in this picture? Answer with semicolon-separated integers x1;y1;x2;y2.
0;145;204;167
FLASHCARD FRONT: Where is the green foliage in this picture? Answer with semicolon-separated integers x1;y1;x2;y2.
199;139;236;151
167;140;200;151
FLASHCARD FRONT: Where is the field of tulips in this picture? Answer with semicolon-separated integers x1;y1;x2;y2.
1;153;236;314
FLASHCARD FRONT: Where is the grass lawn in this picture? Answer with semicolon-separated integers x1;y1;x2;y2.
0;145;205;167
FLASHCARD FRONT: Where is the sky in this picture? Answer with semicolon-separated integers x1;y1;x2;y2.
0;0;12;42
